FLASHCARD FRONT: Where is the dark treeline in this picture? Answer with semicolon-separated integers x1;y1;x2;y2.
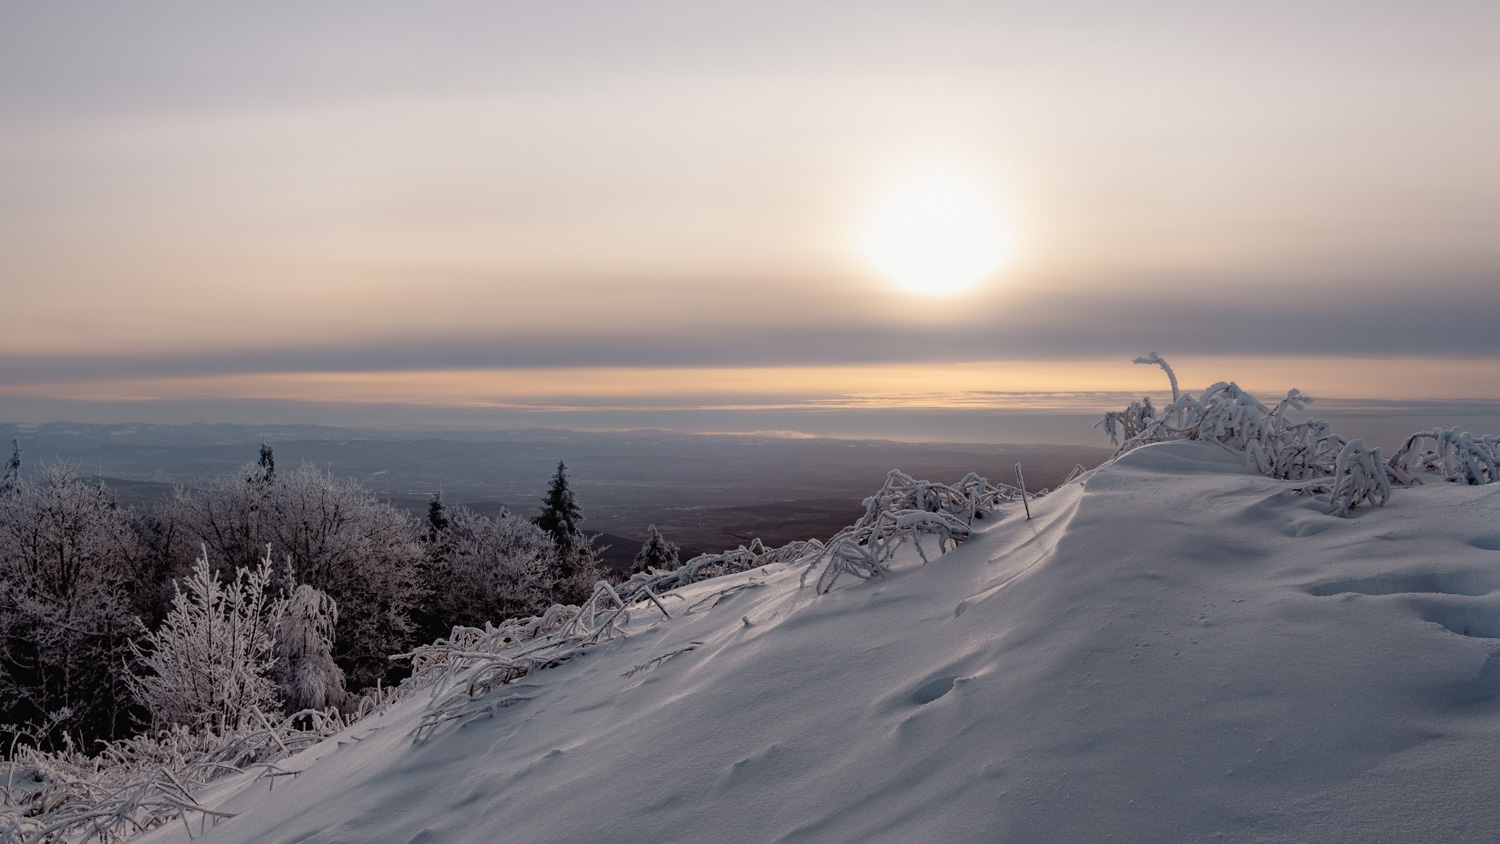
0;442;605;752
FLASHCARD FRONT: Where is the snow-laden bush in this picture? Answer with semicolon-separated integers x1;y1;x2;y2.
1328;440;1392;515
802;469;1027;593
129;550;283;732
619;536;822;598
5;553;356;843
1388;426;1499;486
0;706;359;844
274;584;345;715
1098;353;1498;513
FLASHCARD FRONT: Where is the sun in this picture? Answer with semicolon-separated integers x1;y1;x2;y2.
858;168;1013;296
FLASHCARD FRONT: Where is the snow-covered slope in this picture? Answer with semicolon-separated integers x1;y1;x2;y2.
146;441;1500;843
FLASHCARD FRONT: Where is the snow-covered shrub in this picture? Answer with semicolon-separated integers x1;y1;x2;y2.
616;536;818;598
0;705;359;843
1326;440;1392;516
1098;397;1156;447
1134;352;1180;401
130;549;284;731
801;469;1027;593
274;584;345;714
1098;354;1498;513
1388;427;1499;486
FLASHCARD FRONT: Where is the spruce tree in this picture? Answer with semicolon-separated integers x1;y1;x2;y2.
633;524;679;574
425;491;450;541
533;462;600;603
1;438;19;495
413;491;454;645
257;443;276;482
534;461;582;544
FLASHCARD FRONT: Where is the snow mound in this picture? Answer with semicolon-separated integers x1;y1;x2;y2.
143;440;1500;843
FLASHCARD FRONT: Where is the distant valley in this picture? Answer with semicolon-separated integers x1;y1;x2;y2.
0;422;1113;568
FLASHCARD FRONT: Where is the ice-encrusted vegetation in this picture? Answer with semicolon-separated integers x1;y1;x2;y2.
1;707;362;843
3;359;1498;842
395;467;1043;737
3;447;1054;840
1099;353;1497;514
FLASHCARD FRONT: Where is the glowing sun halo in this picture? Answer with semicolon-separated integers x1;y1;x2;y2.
859;170;1012;296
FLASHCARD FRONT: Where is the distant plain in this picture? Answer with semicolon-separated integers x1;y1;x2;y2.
0;422;1112;570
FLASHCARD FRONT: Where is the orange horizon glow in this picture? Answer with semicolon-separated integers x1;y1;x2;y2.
3;357;1493;411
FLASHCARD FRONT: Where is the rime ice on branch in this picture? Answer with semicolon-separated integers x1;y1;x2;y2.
1098;354;1498;513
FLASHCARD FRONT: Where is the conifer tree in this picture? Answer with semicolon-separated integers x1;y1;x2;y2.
633;524;679;574
425;491;450;541
1;439;19;495
257;443;276;482
534;461;582;544
532;462;601;603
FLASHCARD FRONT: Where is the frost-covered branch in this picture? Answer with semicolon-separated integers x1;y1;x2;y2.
1388;427;1499;486
1099;355;1498;513
801;469;1030;594
0;707;357;844
1133;352;1180;402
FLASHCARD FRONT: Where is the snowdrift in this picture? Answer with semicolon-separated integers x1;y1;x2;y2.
142;440;1500;843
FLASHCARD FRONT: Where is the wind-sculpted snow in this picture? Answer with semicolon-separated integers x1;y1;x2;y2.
390;469;1036;737
95;439;1500;844
5;465;1025;843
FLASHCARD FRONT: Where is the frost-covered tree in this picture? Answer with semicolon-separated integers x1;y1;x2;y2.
123;504;197;629
274;583;345;714
0;463;140;747
129;549;283;731
632;524;679;574
259;465;423;689
173;452;424;690
428;505;558;629
170;467;274;576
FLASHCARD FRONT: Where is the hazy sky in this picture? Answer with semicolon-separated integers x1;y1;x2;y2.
2;2;1496;440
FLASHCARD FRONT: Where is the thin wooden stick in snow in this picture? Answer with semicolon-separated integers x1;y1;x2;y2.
1015;463;1031;520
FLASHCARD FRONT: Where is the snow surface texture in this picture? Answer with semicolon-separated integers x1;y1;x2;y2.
133;440;1500;843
